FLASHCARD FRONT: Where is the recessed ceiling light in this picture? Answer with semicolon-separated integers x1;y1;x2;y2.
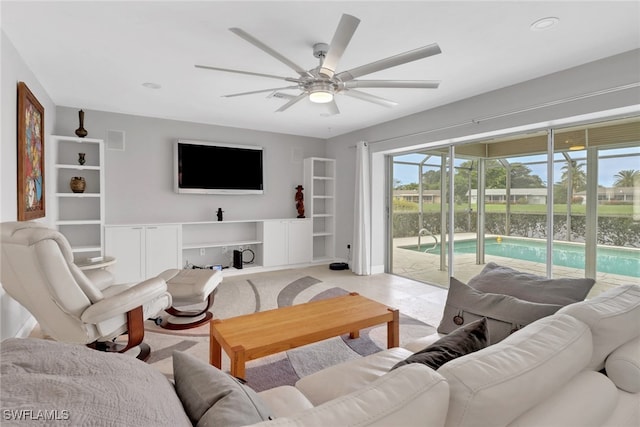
530;17;559;31
142;82;161;89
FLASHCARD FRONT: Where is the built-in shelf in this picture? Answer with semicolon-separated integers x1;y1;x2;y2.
50;135;105;259
304;157;336;262
106;218;312;280
56;193;100;198
56;165;101;171
56;220;102;225
182;239;262;250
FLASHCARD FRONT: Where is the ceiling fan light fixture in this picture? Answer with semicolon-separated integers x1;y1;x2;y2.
308;82;334;103
309;91;333;103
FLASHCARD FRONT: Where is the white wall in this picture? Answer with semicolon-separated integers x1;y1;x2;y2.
54;108;326;224
326;49;640;273
1;31;57;339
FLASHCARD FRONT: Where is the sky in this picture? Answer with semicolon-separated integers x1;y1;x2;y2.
393;147;639;187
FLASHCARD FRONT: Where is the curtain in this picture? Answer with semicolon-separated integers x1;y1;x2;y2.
352;141;371;275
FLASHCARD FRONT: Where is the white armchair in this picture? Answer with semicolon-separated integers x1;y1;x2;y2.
0;221;171;360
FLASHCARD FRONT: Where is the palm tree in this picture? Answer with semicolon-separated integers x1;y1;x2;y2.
613;169;639;187
554;160;587;203
559;161;587;192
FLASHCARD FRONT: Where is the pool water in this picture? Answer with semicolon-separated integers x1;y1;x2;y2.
400;238;640;278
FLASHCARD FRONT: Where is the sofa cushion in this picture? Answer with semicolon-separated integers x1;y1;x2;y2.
438;277;563;344
605;336;640;393
438;314;593;427
295;347;412;406
0;338;192;426
391;317;487;371
172;351;273;427
257;386;314;418
558;283;640;371
250;364;450;427
506;371;619;427
468;262;595;305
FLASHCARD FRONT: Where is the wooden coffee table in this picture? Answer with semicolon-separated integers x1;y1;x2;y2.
209;292;399;379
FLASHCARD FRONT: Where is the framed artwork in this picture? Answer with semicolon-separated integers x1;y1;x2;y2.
17;81;45;221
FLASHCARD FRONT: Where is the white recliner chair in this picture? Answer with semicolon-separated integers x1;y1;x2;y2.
0;221;171;361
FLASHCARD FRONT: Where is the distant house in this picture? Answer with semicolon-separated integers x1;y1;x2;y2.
468;188;548;204
393;189;442;204
575;187;636;204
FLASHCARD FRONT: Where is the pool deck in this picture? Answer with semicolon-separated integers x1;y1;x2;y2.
392;234;639;297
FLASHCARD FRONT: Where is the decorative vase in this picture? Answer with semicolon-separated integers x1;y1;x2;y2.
78;153;86;165
295;185;305;218
70;177;86;193
75;109;88;138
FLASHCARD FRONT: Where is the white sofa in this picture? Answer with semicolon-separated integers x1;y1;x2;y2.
2;284;638;427
253;283;640;427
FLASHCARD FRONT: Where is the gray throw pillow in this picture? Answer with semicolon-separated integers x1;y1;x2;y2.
438;277;563;344
391;317;488;371
172;351;273;427
468;262;595;305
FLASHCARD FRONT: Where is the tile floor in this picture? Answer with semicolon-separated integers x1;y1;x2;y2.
391;236;640;297
238;264;449;328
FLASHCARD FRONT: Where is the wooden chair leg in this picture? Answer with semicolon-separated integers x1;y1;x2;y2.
87;305;151;361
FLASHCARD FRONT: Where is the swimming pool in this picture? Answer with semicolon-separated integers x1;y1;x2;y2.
399;238;640;278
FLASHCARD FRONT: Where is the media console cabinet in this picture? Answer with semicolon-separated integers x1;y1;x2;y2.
104;219;315;283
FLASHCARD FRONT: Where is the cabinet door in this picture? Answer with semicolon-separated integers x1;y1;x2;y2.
104;226;144;283
261;220;288;267
145;225;181;277
288;220;312;264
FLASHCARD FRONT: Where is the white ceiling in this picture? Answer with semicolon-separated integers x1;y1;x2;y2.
2;1;639;139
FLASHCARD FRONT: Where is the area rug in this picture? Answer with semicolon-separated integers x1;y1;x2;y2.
143;271;435;392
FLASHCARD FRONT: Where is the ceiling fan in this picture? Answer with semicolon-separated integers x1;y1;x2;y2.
195;14;442;114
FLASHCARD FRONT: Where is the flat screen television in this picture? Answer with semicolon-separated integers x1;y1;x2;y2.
174;140;264;195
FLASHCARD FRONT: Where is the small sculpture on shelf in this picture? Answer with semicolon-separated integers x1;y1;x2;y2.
295;185;305;218
70;177;86;193
75;109;88;138
216;208;224;222
78;152;86;165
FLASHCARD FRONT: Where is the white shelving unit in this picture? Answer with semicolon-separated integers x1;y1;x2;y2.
50;135;105;261
304;157;336;262
180;220;264;274
105;219;313;279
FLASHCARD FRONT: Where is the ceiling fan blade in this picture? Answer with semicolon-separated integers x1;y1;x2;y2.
335;43;441;82
223;86;299;98
344;80;440;89
343;89;398;108
323;100;340;116
319;14;360;78
229;28;314;78
271;92;297;100
195;65;299;82
275;93;307;112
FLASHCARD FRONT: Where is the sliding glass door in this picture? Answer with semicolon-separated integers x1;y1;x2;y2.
386;116;639;294
390;151;450;287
